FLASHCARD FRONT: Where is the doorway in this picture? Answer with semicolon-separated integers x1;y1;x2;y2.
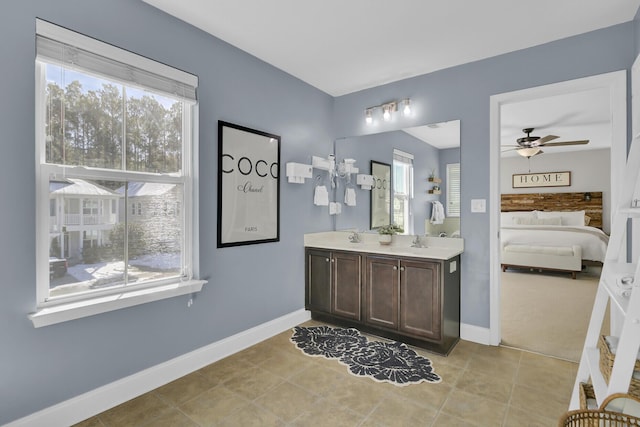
488;71;627;348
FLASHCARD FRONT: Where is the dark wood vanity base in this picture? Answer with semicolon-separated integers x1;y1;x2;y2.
305;247;461;356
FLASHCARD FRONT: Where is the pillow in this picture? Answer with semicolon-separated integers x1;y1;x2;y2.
514;216;562;226
584;215;591;226
500;211;536;226
537;210;585;226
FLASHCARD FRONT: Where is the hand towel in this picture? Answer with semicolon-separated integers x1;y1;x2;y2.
430;201;445;224
314;185;329;206
344;187;356;206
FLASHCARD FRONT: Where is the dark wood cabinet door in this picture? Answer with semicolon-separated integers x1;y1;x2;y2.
364;256;399;330
332;251;361;320
306;249;331;313
399;259;441;340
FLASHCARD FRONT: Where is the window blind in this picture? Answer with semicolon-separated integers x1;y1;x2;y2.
447;163;461;217
36;19;197;103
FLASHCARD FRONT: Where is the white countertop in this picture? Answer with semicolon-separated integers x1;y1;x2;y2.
304;231;463;260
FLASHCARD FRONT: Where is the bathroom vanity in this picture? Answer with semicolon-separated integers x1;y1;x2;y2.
304;232;463;355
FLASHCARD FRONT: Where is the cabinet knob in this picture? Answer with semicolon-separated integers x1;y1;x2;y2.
325;258;330;262
393;266;398;270
331;258;335;263
400;267;405;271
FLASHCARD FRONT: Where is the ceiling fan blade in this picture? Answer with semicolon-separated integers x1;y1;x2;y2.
542;140;589;147
536;135;559;144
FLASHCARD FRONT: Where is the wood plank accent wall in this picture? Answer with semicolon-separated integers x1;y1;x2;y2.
501;192;603;229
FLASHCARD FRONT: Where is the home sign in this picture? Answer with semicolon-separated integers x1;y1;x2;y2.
512;171;571;188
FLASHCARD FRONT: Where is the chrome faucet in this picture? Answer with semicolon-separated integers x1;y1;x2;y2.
348;230;361;243
411;235;425;248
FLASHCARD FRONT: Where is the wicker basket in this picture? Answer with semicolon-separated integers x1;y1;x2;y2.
559;393;640;426
579;383;596;410
559;409;640;426
598;335;640;397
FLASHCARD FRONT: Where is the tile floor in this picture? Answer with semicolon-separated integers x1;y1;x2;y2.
74;321;576;426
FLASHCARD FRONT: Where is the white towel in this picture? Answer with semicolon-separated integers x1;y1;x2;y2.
430;201;445;224
329;202;342;215
314;185;329;206
344;187;356;206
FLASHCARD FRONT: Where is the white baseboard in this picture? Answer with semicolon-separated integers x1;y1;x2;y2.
7;309;311;427
460;322;492;345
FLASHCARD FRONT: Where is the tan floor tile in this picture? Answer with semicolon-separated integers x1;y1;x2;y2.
197;357;255;385
440;389;508;426
475;344;523;363
290;398;365;427
154;371;215;405
254;381;320;422
365;394;437;426
431;412;478;427
431;362;465;387
504;406;558;427
465;353;519;382
509;383;570;421
98;393;172;427
387;381;452;410
324;376;388;416
140;408;198;427
257;347;315;378
455;369;513;404
218;402;286;427
289;364;349;395
178;385;248;426
515;362;575;398
520;351;578;375
222;365;284;400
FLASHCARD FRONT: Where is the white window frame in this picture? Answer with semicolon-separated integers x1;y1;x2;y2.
31;20;205;328
446;163;461;217
393;149;414;235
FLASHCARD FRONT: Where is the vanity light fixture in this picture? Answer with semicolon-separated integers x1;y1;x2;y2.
364;98;410;124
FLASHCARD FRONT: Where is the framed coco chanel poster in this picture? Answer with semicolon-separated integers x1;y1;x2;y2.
217;121;280;247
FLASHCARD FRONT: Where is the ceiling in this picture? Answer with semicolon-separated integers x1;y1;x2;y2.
143;0;639;96
142;0;637;156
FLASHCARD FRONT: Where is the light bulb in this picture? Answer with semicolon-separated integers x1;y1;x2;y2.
365;109;373;125
383;106;391;121
402;99;411;116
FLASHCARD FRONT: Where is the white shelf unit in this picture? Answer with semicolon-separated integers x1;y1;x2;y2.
570;134;640;409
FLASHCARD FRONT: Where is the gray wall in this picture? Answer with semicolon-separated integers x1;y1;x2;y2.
332;23;635;328
501;149;612;232
0;1;333;423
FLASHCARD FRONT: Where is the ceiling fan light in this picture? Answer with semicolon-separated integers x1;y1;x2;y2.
517;147;541;157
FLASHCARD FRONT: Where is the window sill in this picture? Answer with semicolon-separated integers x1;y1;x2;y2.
29;279;207;328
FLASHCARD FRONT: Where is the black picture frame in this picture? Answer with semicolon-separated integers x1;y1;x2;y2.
370;160;392;229
217;121;280;248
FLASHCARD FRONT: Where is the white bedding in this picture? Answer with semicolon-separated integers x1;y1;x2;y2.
501;225;609;262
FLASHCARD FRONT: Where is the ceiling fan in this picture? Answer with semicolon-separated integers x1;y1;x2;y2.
502;127;589;158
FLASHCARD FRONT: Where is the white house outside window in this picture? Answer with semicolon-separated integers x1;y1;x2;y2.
33;19;204;327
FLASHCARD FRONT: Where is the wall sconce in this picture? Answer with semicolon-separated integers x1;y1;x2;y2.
364;98;411;124
584;192;592;201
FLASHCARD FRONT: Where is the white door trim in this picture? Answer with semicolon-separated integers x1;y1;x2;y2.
489;70;627;346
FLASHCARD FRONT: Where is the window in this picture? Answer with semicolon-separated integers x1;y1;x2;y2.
33;20;203;326
446;163;461;217
393;149;414;234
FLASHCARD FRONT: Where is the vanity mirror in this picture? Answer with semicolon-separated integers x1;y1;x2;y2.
334;120;461;236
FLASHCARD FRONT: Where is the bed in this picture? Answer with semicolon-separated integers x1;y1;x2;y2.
500;192;609;278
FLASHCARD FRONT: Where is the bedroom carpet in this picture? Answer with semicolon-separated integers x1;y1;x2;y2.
501;266;608;362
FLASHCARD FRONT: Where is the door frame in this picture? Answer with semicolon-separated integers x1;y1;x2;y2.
488;71;627;345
